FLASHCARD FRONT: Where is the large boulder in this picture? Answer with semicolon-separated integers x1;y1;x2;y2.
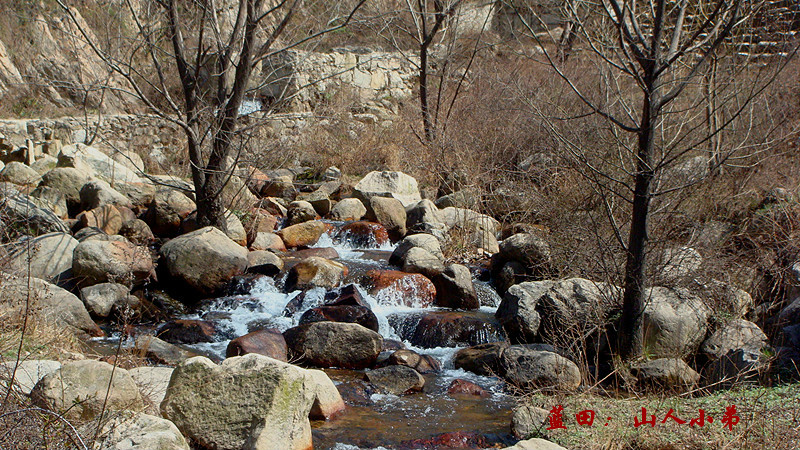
0;161;41;186
285;256;346;292
500;346;581;391
388;311;504;349
0;192;70;235
389;233;444;265
511;404;550;439
370;196;407;242
2;232;77;281
287;200;319;225
73;239;154;286
145;189;196;237
129;367;174;407
330;197;367;221
642;287;710;358
30;185;69;218
454;342;508;376
277;220;327;248
497;233;551;275
80;179;132;210
115;180;157;207
1;360;62;395
161;355;332;450
39;167;90;210
534;278;620;344
0;274;101;336
93;411;189;450
353;171;421;208
31;360;143;420
80;282;137;318
496;281;553;344
57;144;142;184
633;358;700;389
405;199;444;234
283;322;383;369
402;246;445;278
160;226;248;297
432;264;479;310
700;319;769;384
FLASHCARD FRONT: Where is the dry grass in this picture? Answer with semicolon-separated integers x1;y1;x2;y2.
519;383;800;450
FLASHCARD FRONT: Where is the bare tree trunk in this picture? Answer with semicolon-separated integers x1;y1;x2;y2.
619;76;660;360
419;42;436;142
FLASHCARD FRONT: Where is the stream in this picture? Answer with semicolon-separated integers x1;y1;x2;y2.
98;223;516;449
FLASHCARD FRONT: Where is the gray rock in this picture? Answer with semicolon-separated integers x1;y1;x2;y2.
93;411;189;450
405;199;443;233
73;239;154;286
80;282;136;318
0;274;101;336
39;167;90;208
160;226;248;297
287;200;318;225
80;179;132;210
31;360;143;420
701;319;769;384
389;233;444;265
0;161;41;186
119;219;156;246
0;192;70;235
129;366;174;408
1;360;61;395
283;322;383;369
370;196;407;241
433;264;479;310
57;144;142;184
3;232;77;281
633;358;700;389
499;233;551;273
500;346;581;390
29;185;68;218
365;365;425;395
496;281;553;343
535;278;621;343
247;250;284;274
511;404;550;439
115;181;157;207
501;438;568;450
402;246;445;278
354;170;422;207
330;198;367;221
642;287;710;358
453;342;508;376
659;246;703;281
285;256;346;292
145;189;196;237
161;355;331;450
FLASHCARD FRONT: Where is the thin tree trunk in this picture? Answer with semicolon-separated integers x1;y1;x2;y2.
419;43;435;142
618;91;658;361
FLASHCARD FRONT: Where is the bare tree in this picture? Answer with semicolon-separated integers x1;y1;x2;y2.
55;0;365;231
506;0;799;359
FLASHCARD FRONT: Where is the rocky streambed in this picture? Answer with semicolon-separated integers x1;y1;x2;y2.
90;225;518;450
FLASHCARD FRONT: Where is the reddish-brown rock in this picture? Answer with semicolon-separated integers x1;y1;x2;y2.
364;269;436;308
338;221;390;247
447;379;490;397
226;328;288;361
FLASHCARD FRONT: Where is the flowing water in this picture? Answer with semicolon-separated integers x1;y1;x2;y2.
98;223;516;449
